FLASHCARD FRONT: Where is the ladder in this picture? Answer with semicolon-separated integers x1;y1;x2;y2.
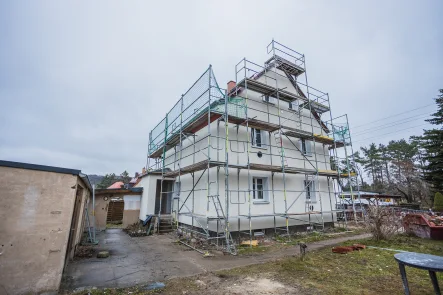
83;206;95;243
209;195;237;254
274;131;288;167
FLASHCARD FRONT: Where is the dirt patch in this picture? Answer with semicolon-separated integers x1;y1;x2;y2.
222;276;300;294
74;245;94;259
123;222;150;237
166;273;304;295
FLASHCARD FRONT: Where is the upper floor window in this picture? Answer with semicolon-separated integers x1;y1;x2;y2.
251;128;264;148
288;101;298;111
301;139;312;156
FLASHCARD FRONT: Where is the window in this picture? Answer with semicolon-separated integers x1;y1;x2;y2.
288;101;298;111
262;95;276;104
124;196;141;210
253;177;268;202
301;139;312;156
304;180;317;203
174;181;181;197
251;128;264;148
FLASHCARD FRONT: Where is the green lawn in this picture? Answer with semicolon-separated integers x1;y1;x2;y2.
221;234;443;295
237;228;365;255
69;235;443;295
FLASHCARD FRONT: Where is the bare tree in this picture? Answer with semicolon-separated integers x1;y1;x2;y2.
365;205;402;241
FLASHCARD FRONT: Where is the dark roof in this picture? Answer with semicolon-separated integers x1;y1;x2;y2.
0;160;81;175
95;187;143;195
359;194;402;199
0;160;92;191
342;191;402;199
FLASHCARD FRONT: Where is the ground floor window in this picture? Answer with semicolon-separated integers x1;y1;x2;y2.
253;177;268;202
304;180;317;203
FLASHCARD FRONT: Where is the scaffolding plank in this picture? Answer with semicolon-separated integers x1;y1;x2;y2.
249;163;316;175
318;170;339;177
163;160;345;178
163;160;217;178
300;101;330;114
149;111;223;158
184;111;222;134
148;133;180;158
283;129;313;140
313;134;345;148
265;55;305;77
237;78;304;102
227;116;280;132
283;129;345;148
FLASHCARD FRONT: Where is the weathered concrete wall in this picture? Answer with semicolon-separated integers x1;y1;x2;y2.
122;210;140;226
90;195;111;231
67;177;90;260
89;194;141;230
0;166;88;295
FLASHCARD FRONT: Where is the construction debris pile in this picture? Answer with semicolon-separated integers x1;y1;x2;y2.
425;214;443;226
332;244;366;254
75;245;94;258
124;222;150;237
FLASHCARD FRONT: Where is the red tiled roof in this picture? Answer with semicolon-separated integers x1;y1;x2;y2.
107;181;124;189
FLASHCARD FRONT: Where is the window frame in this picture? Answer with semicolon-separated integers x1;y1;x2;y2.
252;177;269;203
301;139;312;156
288;100;298;111
304;180;317;203
174;181;181;198
251;128;266;149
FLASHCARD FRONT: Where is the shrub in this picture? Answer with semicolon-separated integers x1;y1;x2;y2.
434;192;443;211
365;205;402;241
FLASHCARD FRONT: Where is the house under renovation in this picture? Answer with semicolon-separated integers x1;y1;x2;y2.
145;41;361;254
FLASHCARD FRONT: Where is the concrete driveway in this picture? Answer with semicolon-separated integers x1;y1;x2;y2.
61;228;371;291
61;229;206;290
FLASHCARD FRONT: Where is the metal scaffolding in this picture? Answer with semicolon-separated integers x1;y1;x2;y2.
147;40;361;255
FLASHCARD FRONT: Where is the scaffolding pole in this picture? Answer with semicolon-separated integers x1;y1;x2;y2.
146;40;358;255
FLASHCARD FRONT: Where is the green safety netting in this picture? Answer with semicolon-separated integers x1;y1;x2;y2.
148;67;246;155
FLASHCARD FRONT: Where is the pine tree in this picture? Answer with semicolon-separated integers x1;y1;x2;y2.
97;173;117;189
120;170;131;184
387;139;419;202
360;143;382;189
415;89;443;192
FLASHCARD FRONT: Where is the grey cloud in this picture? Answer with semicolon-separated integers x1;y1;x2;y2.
1;0;442;175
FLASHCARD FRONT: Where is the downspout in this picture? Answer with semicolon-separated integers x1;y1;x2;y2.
92;183;96;242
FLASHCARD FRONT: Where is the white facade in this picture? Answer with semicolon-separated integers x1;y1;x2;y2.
144;66;339;233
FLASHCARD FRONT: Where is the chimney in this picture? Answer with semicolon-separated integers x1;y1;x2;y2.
227;81;236;94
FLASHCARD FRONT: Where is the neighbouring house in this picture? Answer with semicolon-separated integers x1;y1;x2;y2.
135;169;173;221
336;191;402;221
142;41;360;252
0;160;92;295
91;186;143;230
108;181;125;189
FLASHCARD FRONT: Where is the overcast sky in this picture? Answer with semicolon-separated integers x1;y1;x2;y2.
1;1;442;175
